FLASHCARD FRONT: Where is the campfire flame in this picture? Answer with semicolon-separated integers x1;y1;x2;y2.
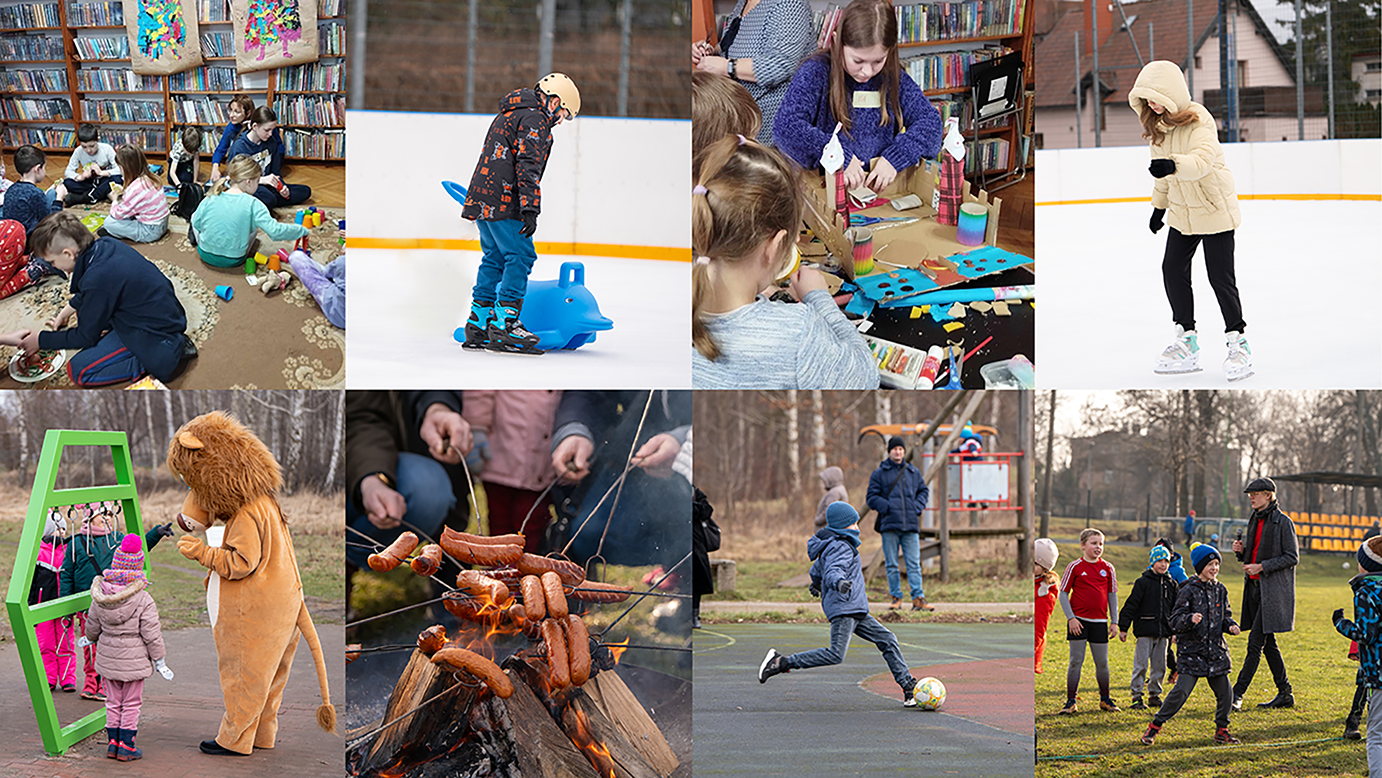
569;706;617;778
607;636;629;665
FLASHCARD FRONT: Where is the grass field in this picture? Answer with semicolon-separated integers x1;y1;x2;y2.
1036;533;1369;777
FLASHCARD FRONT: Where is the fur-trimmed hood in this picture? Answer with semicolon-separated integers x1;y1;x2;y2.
167;411;283;525
90;574;147;608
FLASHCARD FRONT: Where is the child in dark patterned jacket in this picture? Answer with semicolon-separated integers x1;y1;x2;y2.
1118;545;1179;710
1334;536;1382;771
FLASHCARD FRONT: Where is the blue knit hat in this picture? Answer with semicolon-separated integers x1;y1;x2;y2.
826;501;859;531
1358;536;1382;574
1190;543;1221;574
1149;545;1171;565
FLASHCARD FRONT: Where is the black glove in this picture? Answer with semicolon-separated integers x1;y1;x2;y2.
837;579;852;596
1334;608;1346;624
1149;158;1176;178
519;211;538;237
1149;207;1166;234
809;582;821;598
154;522;174;537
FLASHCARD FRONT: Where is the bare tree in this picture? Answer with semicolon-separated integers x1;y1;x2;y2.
786;390;801;499
811;390;826;474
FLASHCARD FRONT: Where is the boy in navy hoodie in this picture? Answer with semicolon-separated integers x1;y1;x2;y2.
1119;544;1179;710
14;212;194;386
2;145;66;241
757;502;920;706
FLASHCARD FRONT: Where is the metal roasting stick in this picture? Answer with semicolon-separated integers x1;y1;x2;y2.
593;389;655;564
559;466;634;557
518;477;560;536
600;551;692;637
345;524;456;593
346;596;449;629
345;679;466;750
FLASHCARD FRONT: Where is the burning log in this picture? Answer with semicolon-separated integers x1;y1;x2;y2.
581;671;678;777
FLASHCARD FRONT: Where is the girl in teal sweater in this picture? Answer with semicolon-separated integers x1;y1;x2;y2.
189;155;307;268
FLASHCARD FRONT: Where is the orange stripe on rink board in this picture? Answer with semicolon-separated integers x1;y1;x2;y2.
346;237;692;262
1037;193;1382;206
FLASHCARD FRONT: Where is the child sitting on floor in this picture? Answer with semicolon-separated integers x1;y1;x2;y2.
3;145;65;240
62;124;122;206
167;126;203;187
226;107;311;208
84;534;174;762
0;156;12;206
101;145;169;243
7;212;194;386
189;155;307;268
288;249;343;328
691;135;877;389
209;96;281;183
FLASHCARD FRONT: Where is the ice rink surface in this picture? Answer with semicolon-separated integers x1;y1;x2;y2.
1036;199;1382;389
346;248;690;388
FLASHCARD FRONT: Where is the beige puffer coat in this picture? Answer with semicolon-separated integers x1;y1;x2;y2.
86;576;166;682
1128;61;1241;236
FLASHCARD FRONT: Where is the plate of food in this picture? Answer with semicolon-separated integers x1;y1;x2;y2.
8;349;65;383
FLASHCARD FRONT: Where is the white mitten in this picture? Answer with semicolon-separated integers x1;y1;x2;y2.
76;635;91;648
154;658;174;681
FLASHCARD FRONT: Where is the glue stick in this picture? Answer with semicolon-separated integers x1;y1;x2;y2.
917;345;944;389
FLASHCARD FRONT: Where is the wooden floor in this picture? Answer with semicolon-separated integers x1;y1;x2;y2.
7;153;344;210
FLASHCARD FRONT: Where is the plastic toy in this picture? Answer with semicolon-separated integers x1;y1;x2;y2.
215;284;234;301
452;261;613;351
441;180;468;203
295;207;324;228
258;271;291;295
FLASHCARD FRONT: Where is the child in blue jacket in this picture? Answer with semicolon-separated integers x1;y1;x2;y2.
757;502;920;705
1335;536;1382;773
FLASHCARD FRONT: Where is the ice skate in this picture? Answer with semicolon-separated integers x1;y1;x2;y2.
1154;325;1202;374
486;300;544;355
1224;330;1254;381
461;301;491;351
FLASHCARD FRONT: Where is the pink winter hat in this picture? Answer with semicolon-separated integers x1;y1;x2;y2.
103;534;147;588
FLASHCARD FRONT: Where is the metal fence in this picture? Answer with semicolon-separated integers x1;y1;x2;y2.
352;0;690;118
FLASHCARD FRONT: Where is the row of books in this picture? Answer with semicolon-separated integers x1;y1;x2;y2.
79;97;164;122
0;33;65;59
895;0;1027;43
66;1;122;26
197;0;229;22
2;96;73;120
0;2;60;28
902;45;1010;92
320;20;343;57
171;95;229;124
282;127;344;159
273;94;344;126
73;36;130;59
964;137;1010;174
318;0;341;16
4;125;75;147
198;30;233;56
276;61;342;92
168;65;240;91
0;68;68;92
95;126;164;148
75;66;162;91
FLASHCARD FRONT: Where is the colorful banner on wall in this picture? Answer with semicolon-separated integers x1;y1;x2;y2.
231;0;319;74
123;0;204;75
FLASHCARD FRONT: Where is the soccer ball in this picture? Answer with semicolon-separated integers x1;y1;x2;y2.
914;677;946;710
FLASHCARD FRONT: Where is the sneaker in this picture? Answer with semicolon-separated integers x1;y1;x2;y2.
460;300;492;351
1129;698;1147;710
116;729;142;762
1140;722;1161;745
1224;331;1254;381
903;683;918;708
81;690;106;702
95;227;111;238
1058;698;1078;714
1257;692;1294;709
889;597;903;610
106;727;119;759
1155;325;1202;374
486;301;543;355
912;597;935;611
1148;695;1162;709
1213;727;1241;745
758;648;789;684
60;683;75;693
1100;698;1121;712
1345;714;1362;740
1231;695;1242;711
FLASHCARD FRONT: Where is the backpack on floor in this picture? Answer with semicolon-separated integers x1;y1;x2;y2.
173;181;204;221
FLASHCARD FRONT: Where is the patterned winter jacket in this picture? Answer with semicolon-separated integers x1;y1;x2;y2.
1335;574;1382;690
1169;576;1238;677
461;88;555;222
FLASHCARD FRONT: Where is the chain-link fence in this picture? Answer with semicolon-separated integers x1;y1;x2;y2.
355;0;690;118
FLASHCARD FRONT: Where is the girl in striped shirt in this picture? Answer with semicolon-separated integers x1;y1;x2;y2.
100;145;169;243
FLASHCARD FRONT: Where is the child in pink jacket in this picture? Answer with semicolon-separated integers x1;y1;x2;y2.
85;534;173;762
462;390;563;552
32;508;77;692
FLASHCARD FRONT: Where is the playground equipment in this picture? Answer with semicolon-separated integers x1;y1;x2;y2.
4;431;151;755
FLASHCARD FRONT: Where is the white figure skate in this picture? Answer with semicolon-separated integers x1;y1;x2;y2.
1154;325;1202;374
1224;331;1254;381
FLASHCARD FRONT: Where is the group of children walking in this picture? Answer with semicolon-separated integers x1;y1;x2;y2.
30;503;174;761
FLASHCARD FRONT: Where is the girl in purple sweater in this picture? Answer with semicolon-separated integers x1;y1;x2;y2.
772;0;941;192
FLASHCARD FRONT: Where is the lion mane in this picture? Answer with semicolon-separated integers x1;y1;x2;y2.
166;411;283;525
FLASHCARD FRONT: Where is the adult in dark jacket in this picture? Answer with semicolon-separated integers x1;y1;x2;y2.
1335;536;1382;764
550;390;691;569
460;75;580;354
866;436;932;610
756;502;919;702
344;392;473;607
814;466;848;529
1118;545;1179;708
692;487;719;628
18;214;191;386
1230;477;1298;710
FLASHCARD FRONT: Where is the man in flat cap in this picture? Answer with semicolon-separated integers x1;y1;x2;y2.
1230;477;1298;710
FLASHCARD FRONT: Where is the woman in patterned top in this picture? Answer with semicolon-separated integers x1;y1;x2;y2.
692;0;813;146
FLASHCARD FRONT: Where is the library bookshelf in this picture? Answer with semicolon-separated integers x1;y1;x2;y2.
0;0;344;163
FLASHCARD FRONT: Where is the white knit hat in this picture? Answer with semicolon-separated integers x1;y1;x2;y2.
1034;538;1058;571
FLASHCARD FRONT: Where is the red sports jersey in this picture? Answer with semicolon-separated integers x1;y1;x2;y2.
1059;557;1118;621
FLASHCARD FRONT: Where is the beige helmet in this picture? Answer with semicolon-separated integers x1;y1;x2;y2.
537;73;581;119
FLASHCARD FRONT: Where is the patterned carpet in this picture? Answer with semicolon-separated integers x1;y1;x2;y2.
0;201;344;389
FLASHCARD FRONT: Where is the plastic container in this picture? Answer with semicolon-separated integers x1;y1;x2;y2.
978;354;1036;389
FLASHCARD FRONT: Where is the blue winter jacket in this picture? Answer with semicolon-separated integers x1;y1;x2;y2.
866;458;929;533
1336;574;1382;690
807;528;869;620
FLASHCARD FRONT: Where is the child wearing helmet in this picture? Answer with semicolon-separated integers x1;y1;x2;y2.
460;73;580;354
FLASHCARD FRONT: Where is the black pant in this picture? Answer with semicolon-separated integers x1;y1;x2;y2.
1233;579;1291;698
172;159;196;186
63;173;123;203
1350;681;1367;720
1162;227;1245;333
1154;673;1233;730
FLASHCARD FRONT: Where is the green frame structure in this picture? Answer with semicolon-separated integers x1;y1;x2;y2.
4;430;150;755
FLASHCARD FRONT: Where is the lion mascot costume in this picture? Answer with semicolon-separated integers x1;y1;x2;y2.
166;411;336;756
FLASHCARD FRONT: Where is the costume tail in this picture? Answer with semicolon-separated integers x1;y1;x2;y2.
296;601;337;734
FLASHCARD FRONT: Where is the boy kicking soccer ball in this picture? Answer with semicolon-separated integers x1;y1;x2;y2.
757;502;920;705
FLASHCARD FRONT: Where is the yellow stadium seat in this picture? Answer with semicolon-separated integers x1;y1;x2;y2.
1356;528;1365;539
